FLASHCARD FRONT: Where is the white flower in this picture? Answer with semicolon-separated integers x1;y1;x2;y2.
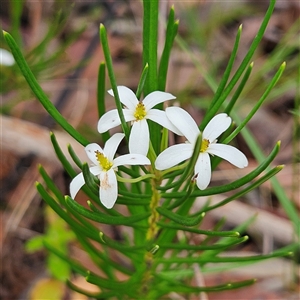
0;48;15;66
155;107;248;190
70;133;150;209
97;86;182;156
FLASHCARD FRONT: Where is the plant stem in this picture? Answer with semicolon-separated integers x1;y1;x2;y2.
140;173;161;297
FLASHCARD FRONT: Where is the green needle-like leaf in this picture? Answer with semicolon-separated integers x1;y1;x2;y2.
67;281;99;298
44;241;87;276
82;163;99;196
36;183;102;243
86;272;138;298
38;164;65;205
99;232;148;253
136;63;149;99
162;141;280;198
208;24;242;109
155;246;292;266
99;24;129;139
97;62;110;143
3;31;89;146
67;144;83;169
224;62;254;114
200;165;284;213
157;206;205;227
159;133;202;190
157;222;240;237
224;62;286;143
158;236;248;251
50;132;77;178
66;196;150;226
158;6;179;91
200;0;277;130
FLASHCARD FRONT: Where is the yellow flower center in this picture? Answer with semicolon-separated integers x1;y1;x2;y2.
134;102;147;120
95;151;113;171
200;139;210;153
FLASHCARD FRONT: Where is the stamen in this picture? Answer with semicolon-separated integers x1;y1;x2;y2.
95;151;113;171
200;139;210;152
134;102;147;120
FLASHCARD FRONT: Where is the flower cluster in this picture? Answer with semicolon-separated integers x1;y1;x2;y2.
70;86;248;208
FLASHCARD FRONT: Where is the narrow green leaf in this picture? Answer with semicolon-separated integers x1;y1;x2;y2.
38;164;65;205
117;188;151;199
76;235;132;277
3;31;89;146
67;144;83;169
50;133;107;209
99;232;148;252
26;10;66;59
43;241;87;276
224;62;254;114
86;272;137;298
155;274;255;293
233;111;300;236
157;222;240;237
200;0;277;130
162;141;281;198
159;133;202;190
224;62;286;143
50;132;77;177
167;181;196;210
200;165;284;213
99;24;129;139
158;6;179;91
157;206;205;227
159;236;247;250
97;62;110;143
67;281;99;298
66;196;150;226
136;63;149;99
200;216;257;261
39;166;104;233
36;183;102;243
115;197;150;206
208;24;242;109
156;250;292;266
82;163;99;196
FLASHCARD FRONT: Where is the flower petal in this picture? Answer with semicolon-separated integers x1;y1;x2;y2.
195;152;211;190
143;91;176;110
155;143;194;170
89;165;102;175
99;169;118;209
108;86;138;110
114;154;150;167
97;109;121;133
146;109;183;135
85;143;104;165
70;172;85;199
98;109;135;133
203;113;231;142
208;143;248;168
104;133;125;161
0;48;15;66
166;107;200;144
129;119;149;156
